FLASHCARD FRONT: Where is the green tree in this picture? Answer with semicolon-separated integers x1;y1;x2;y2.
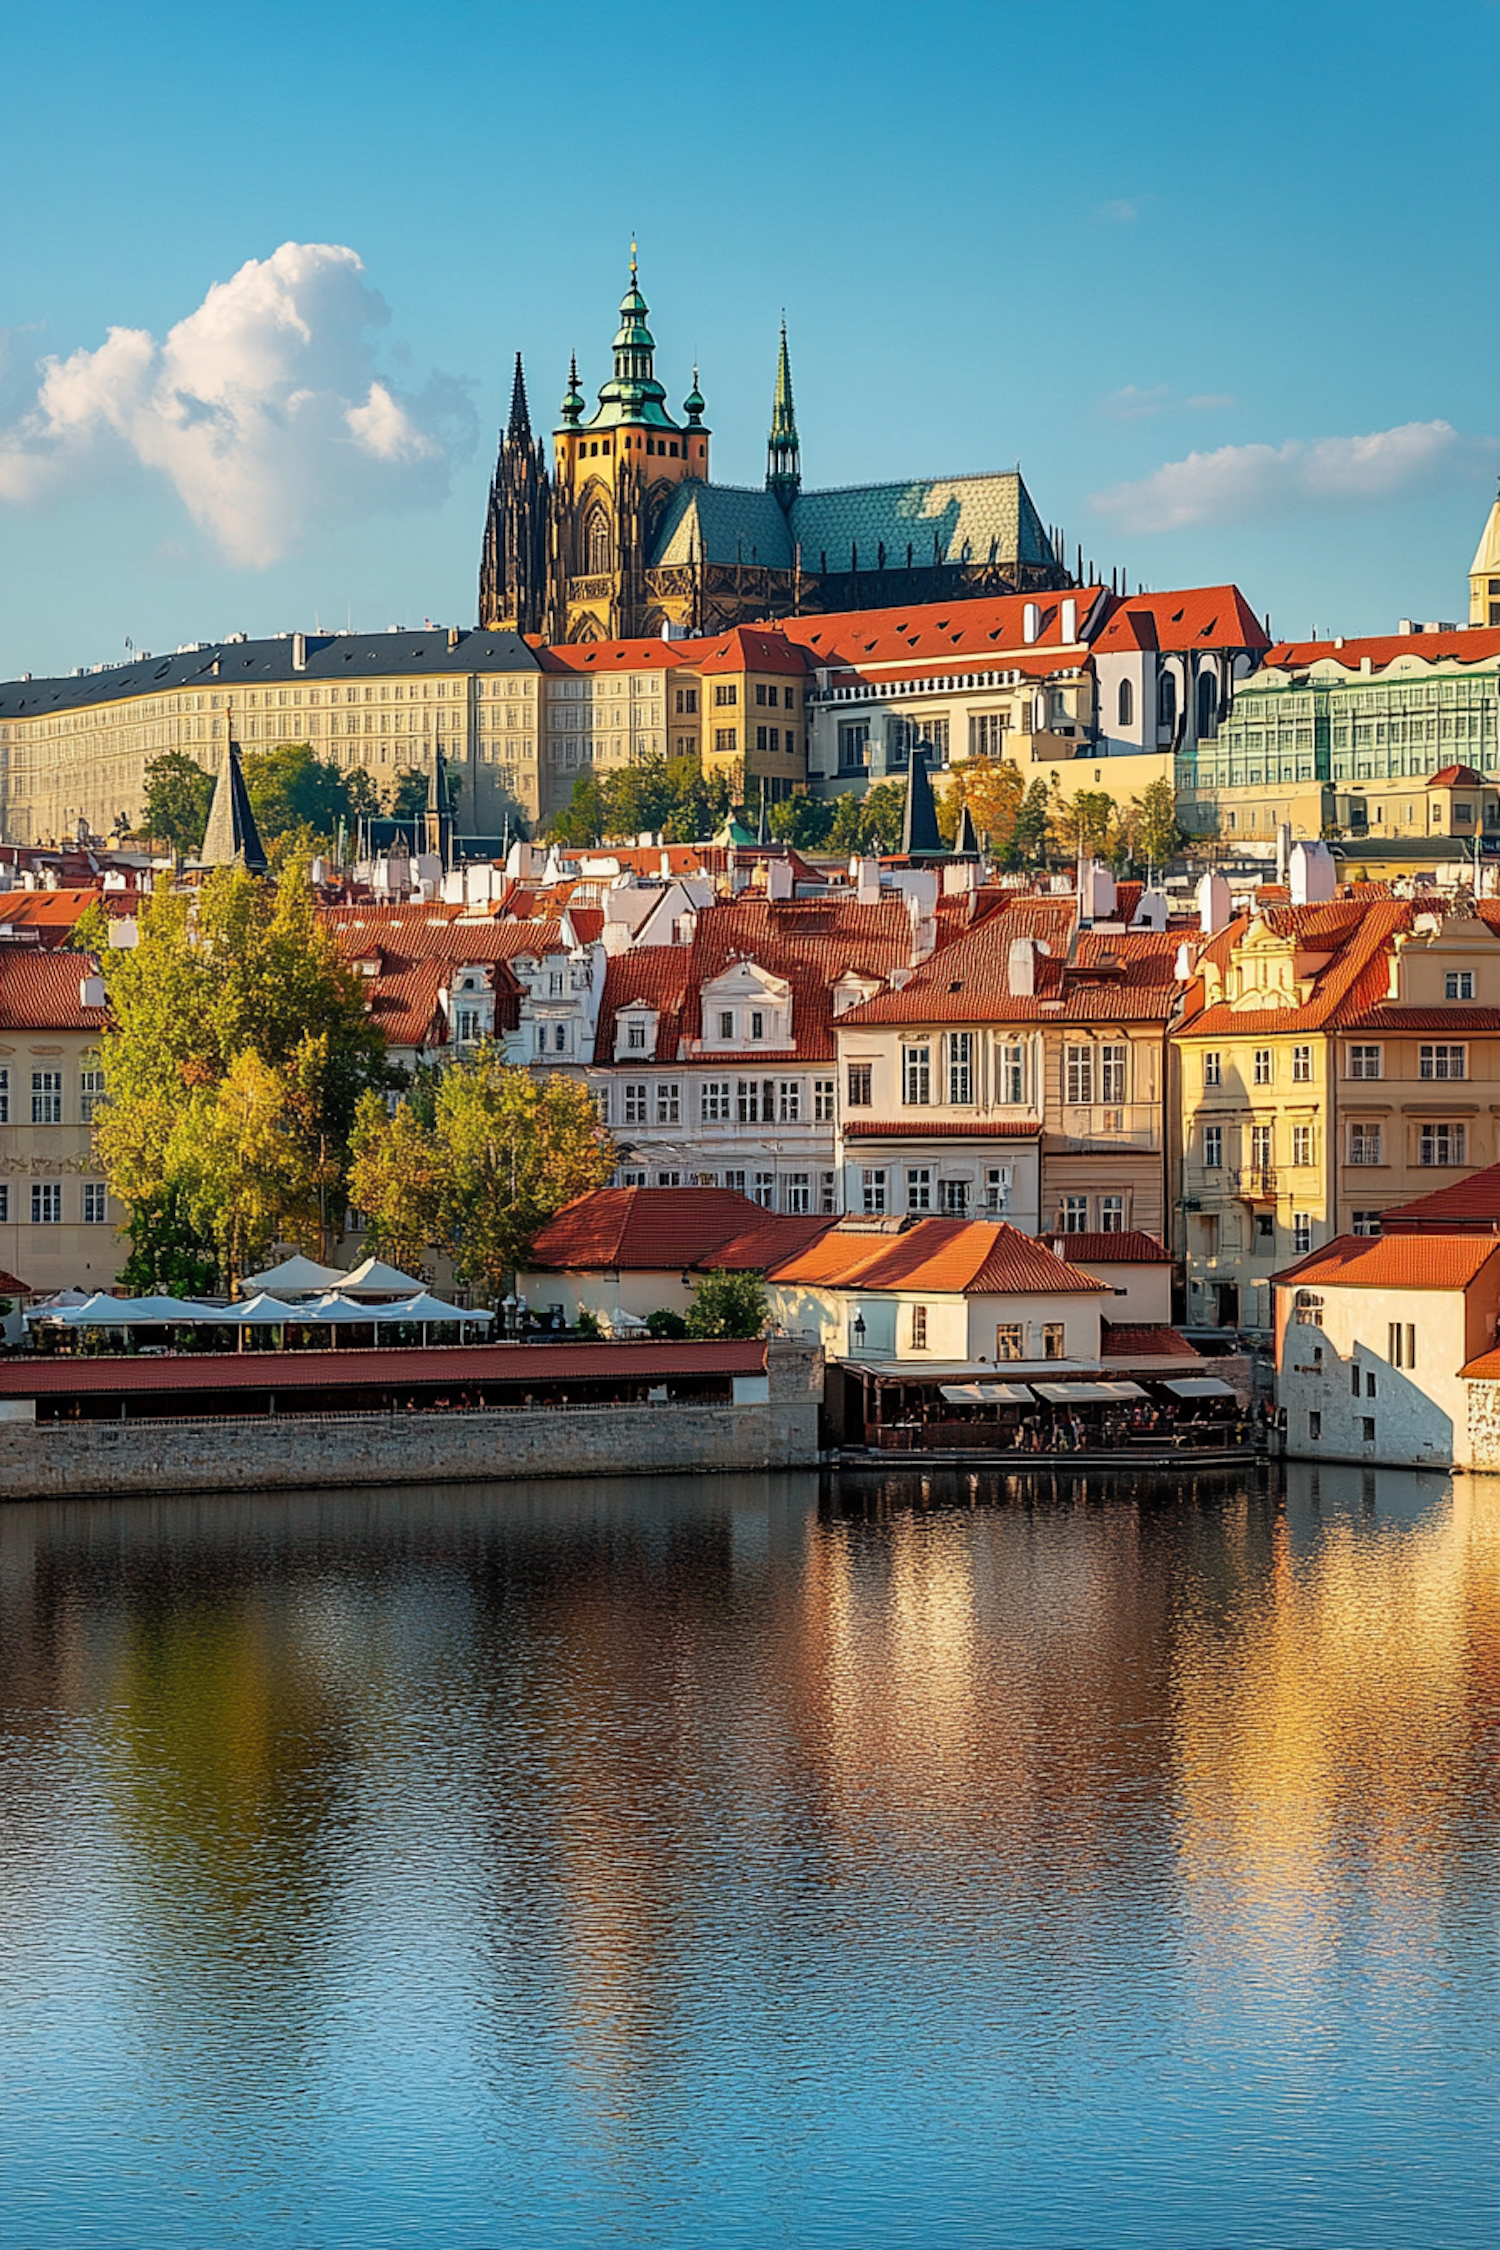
684;1267;766;1340
1012;777;1052;865
1134;777;1182;873
118;1185;219;1299
241;743;350;844
768;793;834;848
142;750;216;854
828;780;907;854
547;774;606;845
169;1049;334;1286
390;768;430;825
348;1051;616;1301
1048;787;1116;863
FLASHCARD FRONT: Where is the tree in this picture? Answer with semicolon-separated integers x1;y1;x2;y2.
684;1267;766;1340
348;1051;616;1301
91;860;387;1284
1012;777;1052;866
118;1185;219;1299
828;780;907;854
1134;777;1182;873
390;769;430;825
1049;788;1116;863
143;751;216;854
953;758;1026;860
547;774;606;845
241;743;351;844
768;794;834;848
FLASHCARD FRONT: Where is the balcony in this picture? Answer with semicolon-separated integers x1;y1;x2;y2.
1233;1165;1278;1201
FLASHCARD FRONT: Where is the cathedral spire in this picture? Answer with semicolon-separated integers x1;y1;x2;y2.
766;317;800;509
507;353;532;442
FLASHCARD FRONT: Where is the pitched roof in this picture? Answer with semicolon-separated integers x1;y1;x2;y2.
790;470;1056;571
778;588;1101;668
1048;1231;1172;1264
1272;1233;1500;1293
841;897;1181;1026
1094;585;1270;653
1263;625;1500;674
525;1187;832;1273
1428;764;1487;787
1380;1163;1500;1233
1174;897;1412;1040
651;482;794;570
767;1217;1111;1296
0;946;107;1032
1100;1322;1198;1359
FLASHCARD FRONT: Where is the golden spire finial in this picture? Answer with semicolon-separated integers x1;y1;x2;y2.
630;236;638;281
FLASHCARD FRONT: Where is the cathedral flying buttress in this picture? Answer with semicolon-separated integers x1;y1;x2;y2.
478;256;1072;645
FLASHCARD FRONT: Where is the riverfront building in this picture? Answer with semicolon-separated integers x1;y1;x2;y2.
0;943;118;1298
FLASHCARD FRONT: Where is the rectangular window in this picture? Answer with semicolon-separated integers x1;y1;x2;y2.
1309;1411;1322;1440
1060;1195;1088;1233
756;726;769;752
31;1071;62;1125
969;712;1007;756
820;1172;837;1214
947;1031;974;1105
1100;1195;1124;1233
1362;1417;1377;1443
1352;1210;1383;1236
80;1067;105;1123
1420;1044;1465;1080
846;1063;872;1108
1348;1123;1382;1165
1250;1122;1272;1168
1420;1123;1466;1165
1253;1048;1273;1085
1348;1045;1382;1080
862;1168;888;1215
1042;1323;1065;1360
1388;1321;1417;1368
83;1182;107;1224
0;1066;7;1124
906;1167;932;1212
777;1081;801;1123
837;721;871;773
813;1078;836;1122
1203;1052;1222;1089
702;1080;731;1123
31;1183;61;1224
1352;1361;1363;1397
940;1179;968;1215
655;1170;682;1189
984;1167;1011;1212
714;728;737;753
755;683;769;706
911;1305;928;1350
902;1045;932;1105
1293;1212;1312;1253
1203;1124;1223;1169
749;1010;765;1041
1292;1045;1312;1083
655;1083;680;1125
752;1172;775;1209
623;1082;648;1126
713;684;738;707
1445;970;1475;1000
1065;1046;1094;1105
1292;1125;1313;1167
718;1011;734;1039
784;1173;810;1214
627;1021;647;1050
736;1079;776;1124
722;1169;747;1195
1100;1045;1127;1103
995;1323;1024;1361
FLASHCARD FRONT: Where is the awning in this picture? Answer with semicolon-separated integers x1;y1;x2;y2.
1163;1377;1237;1400
940;1382;1035;1405
27;1292;236;1327
240;1253;348;1295
1032;1379;1146;1403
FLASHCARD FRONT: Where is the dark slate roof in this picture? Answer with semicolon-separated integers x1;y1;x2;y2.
790;471;1055;570
651;482;794;570
198;746;267;874
0;628;540;722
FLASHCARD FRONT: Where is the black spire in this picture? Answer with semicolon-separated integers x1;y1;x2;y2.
479;350;550;635
900;747;943;857
507;352;532;441
200;734;267;875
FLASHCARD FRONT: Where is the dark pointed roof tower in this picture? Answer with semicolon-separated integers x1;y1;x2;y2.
955;801;979;855
507;351;531;442
765;318;801;511
900;746;943;858
479;350;550;632
200;731;267;875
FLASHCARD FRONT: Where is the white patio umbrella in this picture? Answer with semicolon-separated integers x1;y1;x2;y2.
385;1292;493;1325
240;1254;348;1297
338;1256;428;1299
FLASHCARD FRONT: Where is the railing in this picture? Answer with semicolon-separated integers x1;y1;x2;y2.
30;1398;736;1434
1233;1166;1278;1200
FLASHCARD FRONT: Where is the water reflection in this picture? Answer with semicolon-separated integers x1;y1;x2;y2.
0;1464;1495;2247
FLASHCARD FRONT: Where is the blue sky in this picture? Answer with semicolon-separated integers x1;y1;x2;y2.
2;0;1496;680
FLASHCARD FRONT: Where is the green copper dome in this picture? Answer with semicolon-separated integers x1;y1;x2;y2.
682;364;706;425
560;353;584;426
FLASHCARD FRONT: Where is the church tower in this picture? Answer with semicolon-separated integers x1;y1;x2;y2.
547;251;707;641
1471;478;1500;627
478;355;549;634
765;320;800;511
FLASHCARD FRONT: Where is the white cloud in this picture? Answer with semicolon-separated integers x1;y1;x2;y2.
1091;420;1495;534
1103;385;1240;423
0;243;474;565
1099;197;1146;224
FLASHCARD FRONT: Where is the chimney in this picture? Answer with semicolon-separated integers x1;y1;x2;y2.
447;625;460;651
1007;936;1037;995
1197;870;1231;935
1398;619;1415;636
855;856;880;906
767;856;793;900
1060;596;1078;643
78;973;105;1010
291;631;307;671
1174;939;1193;981
1022;602;1040;645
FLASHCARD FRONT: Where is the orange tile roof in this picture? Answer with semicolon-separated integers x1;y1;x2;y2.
1175;897;1413;1040
842;898;1181;1026
0;946;107;1031
1094;585;1270;653
778;588;1106;667
1100;1322;1199;1359
1272;1233;1500;1293
843;1119;1039;1140
1427;763;1488;787
1049;1231;1171;1264
1459;1342;1500;1379
526;1187;832;1272
768;1217;1111;1296
1381;1164;1500;1232
1265;626;1500;673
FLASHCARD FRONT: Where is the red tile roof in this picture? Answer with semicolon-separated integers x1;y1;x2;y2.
324;906;529;1050
1175;897;1413;1040
1092;585;1270;653
767;1217;1111;1296
842;898;1181;1026
1265;626;1500;673
0;946;107;1031
1100;1322;1198;1359
526;1187;833;1273
1049;1231;1172;1264
1272;1233;1500;1293
1380;1164;1500;1233
778;588;1106;667
1428;764;1488;787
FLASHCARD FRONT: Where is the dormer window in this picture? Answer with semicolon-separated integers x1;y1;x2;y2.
719;1010;734;1039
627;1022;646;1050
1446;970;1475;1000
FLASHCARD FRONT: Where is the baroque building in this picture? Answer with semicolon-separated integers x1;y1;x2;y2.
478;255;1071;645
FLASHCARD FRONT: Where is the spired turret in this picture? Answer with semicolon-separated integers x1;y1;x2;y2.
200;735;267;875
765;319;800;510
478;350;550;633
1471;477;1500;627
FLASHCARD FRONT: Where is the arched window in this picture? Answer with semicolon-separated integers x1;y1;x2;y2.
1158;671;1177;731
1117;677;1134;728
584;506;612;576
1197;670;1217;738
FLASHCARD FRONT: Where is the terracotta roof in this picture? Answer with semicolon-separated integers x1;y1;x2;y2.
1092;584;1270;653
768;1216;1111;1296
1351;1005;1500;1032
0;946;107;1031
1049;1231;1171;1264
778;588;1106;667
324;908;528;1050
1264;626;1500;673
1100;1322;1198;1359
1459;1344;1500;1379
1175;898;1412;1040
0;1268;32;1296
1428;764;1488;787
1272;1233;1500;1293
1381;1164;1500;1233
526;1187;832;1273
842;899;1181;1026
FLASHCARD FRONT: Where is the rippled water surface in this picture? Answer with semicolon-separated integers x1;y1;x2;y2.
2;1463;1497;2247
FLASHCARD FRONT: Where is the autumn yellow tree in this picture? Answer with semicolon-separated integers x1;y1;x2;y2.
952;759;1026;859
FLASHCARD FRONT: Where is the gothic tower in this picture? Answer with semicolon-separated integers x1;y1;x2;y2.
478;354;550;634
765;319;800;511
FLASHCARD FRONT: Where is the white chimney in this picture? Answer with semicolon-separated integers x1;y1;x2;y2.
291;631;307;672
79;973;106;1009
1007;936;1037;995
855;856;880;906
767;857;793;901
1197;870;1231;935
1131;889;1169;931
1060;597;1078;643
1289;839;1336;906
1173;939;1193;980
1079;859;1116;921
1022;602;1041;645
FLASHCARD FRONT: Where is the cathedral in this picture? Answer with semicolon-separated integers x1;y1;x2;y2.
478;256;1072;644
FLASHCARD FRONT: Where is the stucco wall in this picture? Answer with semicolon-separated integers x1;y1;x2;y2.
1275;1282;1486;1466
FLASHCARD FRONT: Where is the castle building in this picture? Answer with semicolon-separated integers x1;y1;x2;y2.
478;255;1071;645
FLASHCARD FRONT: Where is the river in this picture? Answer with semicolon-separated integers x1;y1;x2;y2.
1;1463;1496;2248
